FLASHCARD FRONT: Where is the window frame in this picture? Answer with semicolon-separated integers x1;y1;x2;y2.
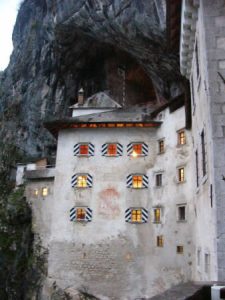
78;143;89;156
34;188;39;197
131;208;142;223
177;129;186;146
70;206;93;223
177;204;187;222
158;139;165;154
153;207;162;223
102;142;123;157
42;187;48;197
177;245;184;254
155;173;163;187
156;235;164;247
201;129;207;178
71;173;93;189
106;143;118;157
177;167;185;183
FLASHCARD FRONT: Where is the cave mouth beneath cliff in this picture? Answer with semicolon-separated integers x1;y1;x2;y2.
56;30;157;107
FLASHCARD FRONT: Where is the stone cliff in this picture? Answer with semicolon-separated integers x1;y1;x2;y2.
0;0;182;157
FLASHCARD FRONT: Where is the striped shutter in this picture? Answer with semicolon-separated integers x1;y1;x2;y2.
127;142;148;156
126;174;149;188
101;143;123;156
71;174;93;188
70;207;93;222
73;143;95;156
125;208;149;223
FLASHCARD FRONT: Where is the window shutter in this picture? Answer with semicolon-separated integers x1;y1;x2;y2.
88;143;95;156
117;143;123;156
127;142;148;156
142;143;148;156
142;175;148;188
126;175;133;188
70;207;76;221
125;208;132;222
73;144;80;156
71;174;77;187
87;174;93;188
141;208;148;223
85;208;93;222
127;143;133;156
101;143;108;156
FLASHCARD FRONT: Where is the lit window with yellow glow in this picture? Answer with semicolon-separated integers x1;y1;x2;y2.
178;130;186;145
153;208;161;223
157;235;164;247
158;139;164;154
132;175;143;188
131;209;142;223
77;175;87;188
79;144;89;155
131;144;142;157
34;189;38;196
178;167;185;182
76;208;86;221
107;144;117;156
42;187;48;196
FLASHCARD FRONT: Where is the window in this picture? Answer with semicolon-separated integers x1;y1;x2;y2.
197;248;201;266
204;253;210;273
42;187;48;196
191;76;195;109
74;143;94;156
178;167;185;182
125;207;148;223
155;174;162;187
131;209;142;223
178;130;186;145
158;139;164;154
177;245;184;254
127;142;148;157
102;143;123;156
34;189;38;196
127;174;148;189
70;207;93;222
177;205;186;221
195;150;199;187
195;41;200;79
201;130;207;177
71;174;93;188
153;208;161;223
157;235;164;247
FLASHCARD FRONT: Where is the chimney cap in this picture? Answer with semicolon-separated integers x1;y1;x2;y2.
78;87;84;94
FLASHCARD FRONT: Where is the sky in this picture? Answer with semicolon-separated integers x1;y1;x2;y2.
0;0;21;71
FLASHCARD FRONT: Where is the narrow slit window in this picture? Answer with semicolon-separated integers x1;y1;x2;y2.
107;144;117;156
131;209;142;223
157;235;164;247
205;253;210;273
132;175;143;188
153;208;161;223
195;150;199;187
178;130;186;145
42;187;48;196
156;174;162;187
158;140;164;154
201;130;207;177
178;167;185;182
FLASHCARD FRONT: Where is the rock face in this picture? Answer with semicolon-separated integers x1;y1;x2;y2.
0;0;181;156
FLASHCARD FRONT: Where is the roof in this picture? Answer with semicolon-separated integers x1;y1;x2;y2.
70;91;122;109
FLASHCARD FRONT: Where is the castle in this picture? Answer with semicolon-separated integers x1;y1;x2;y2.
17;0;225;298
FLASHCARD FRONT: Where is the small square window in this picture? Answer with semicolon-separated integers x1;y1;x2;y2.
132;175;143;188
153;208;161;223
158;140;164;154
42;187;48;196
79;144;89;156
131;209;142;223
156;174;162;187
177;245;184;254
34;189;39;196
77;175;88;188
157;235;164;247
76;208;86;221
177;205;186;221
178;130;186;145
178;167;185;182
107;144;117;156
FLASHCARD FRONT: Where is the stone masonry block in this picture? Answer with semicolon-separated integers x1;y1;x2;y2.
219;60;225;69
215;16;225;26
217;37;225;50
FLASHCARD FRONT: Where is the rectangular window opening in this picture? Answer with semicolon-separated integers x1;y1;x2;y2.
131;209;142;223
205;253;210;273
177;245;184;254
42;187;48;196
157;235;164;247
77;175;88;188
178;130;186;145
177;205;186;221
197;249;201;266
154;208;161;223
156;174;162;187
158;140;164;154
132;175;143;188
178;167;185;182
79;144;89;156
34;189;39;196
76;208;86;221
107;144;117;156
132;144;142;157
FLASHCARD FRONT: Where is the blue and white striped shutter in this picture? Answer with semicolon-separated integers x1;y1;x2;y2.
101;143;123;156
142;175;149;188
70;207;76;221
126;175;133;188
142;143;148;156
117;143;123;156
101;143;108;156
85;208;93;222
127;142;148;156
141;208;148;223
73;144;80;156
88;143;94;156
71;174;93;188
125;208;132;222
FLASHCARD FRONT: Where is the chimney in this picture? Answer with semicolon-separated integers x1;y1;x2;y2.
78;88;84;106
